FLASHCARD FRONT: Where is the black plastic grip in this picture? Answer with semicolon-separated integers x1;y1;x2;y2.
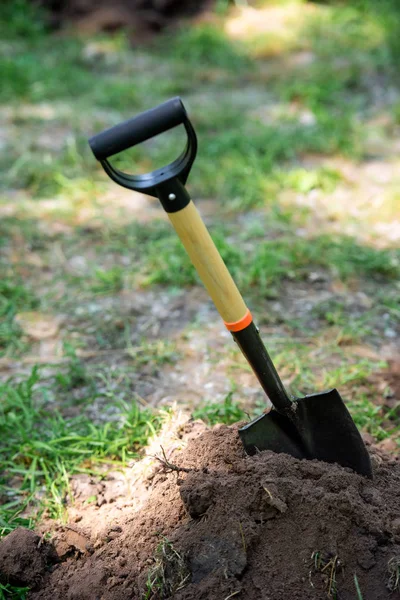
89;97;187;160
88;96;197;198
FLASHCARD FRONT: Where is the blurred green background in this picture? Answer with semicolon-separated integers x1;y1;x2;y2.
0;1;399;588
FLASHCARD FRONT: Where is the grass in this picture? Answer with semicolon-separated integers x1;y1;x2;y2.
0;276;38;358
193;391;248;426
310;550;342;599
0;0;47;40
39;218;397;332
90;267;125;295
160;24;251;72
134;220;400;292
354;574;364;600
0;365;162;534
347;395;398;442
144;537;190;600
190;321;398;443
274;166;342;195
2;0;399;208
0;583;30;600
54;344;91;390
387;557;400;593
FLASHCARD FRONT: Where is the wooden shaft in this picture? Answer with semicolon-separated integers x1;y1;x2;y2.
167;201;248;323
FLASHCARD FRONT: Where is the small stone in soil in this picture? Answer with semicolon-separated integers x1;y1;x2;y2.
180;474;215;518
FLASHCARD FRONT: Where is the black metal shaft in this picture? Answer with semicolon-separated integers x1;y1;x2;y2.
233;322;293;413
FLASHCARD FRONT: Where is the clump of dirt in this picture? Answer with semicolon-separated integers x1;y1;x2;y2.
0;528;57;587
2;421;400;599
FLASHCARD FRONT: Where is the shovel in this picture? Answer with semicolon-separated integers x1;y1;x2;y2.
88;97;372;478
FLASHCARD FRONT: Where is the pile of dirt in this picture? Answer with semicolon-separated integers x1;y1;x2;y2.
1;421;400;599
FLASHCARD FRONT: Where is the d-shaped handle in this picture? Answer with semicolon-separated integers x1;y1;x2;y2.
89;97;187;160
88;97;197;197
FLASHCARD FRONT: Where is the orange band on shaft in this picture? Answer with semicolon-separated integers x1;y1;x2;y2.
224;309;253;332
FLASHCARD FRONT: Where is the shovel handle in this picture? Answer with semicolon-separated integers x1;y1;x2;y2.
163;181;292;413
168;200;248;325
88;100;292;413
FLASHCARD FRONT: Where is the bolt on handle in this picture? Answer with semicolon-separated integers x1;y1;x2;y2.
88;97;197;198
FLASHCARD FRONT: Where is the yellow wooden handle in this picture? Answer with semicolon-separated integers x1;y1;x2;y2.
168;201;249;324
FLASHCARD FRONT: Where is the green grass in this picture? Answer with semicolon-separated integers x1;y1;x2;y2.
347;395;398;442
0;0;47;40
54;344;91;391
0;582;29;600
1;0;399;221
2;210;397;359
284;1;398;101
274;166;342;194
354;574;364;600
193;391;248;426
144;537;190;600
1;135;99;197
89;267;125;295
311;300;377;341
0;366;162;533
160;23;251;72
192;323;395;441
0;276;38;357
132;221;400;292
2;0;398;209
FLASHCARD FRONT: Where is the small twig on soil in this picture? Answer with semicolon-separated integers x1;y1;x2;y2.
223;591;241;600
324;558;338;597
321;555;338;597
310;551;340;598
133;392;150;407
263;486;273;500
238;522;246;553
155;446;193;475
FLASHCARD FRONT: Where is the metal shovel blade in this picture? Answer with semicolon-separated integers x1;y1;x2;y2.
239;388;372;478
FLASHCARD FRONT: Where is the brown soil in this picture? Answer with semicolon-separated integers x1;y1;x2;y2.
1;421;400;600
0;528;57;588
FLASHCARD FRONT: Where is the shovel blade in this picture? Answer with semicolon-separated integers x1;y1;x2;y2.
239;389;372;478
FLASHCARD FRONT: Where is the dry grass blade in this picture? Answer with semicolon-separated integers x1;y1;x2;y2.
154;446;193;475
145;538;190;599
310;551;342;598
387;556;400;592
224;591;241;600
238;521;246;553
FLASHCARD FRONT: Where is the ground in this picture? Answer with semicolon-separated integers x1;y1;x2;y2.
0;1;399;598
2;421;400;599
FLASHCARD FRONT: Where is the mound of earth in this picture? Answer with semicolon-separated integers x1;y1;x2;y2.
1;420;400;599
